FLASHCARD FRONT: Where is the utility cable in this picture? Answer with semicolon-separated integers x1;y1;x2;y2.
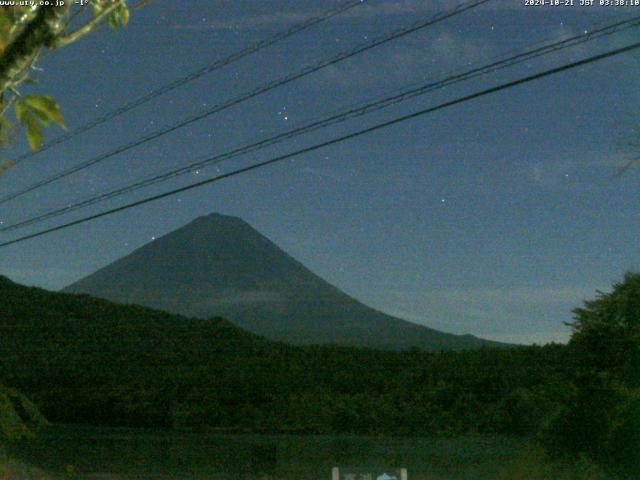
3;13;638;233
0;0;490;206
1;38;637;248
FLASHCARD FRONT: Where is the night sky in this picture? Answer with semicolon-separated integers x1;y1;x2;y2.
1;0;638;344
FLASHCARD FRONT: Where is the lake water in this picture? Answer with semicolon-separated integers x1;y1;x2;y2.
7;426;524;480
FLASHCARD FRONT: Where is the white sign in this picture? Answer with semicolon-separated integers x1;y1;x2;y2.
332;467;408;480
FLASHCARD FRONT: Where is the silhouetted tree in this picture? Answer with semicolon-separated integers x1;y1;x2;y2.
542;273;640;475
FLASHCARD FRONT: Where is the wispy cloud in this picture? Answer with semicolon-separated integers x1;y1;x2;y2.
354;283;602;345
308;29;498;91
204;290;283;304
419;285;598;306
482;329;571;345
171;11;312;31
170;1;484;31
0;268;80;290
522;153;636;188
170;0;621;31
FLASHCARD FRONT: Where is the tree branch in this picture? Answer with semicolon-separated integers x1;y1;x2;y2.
52;1;124;49
0;6;68;96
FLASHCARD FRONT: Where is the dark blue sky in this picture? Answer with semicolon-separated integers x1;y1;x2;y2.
1;0;639;344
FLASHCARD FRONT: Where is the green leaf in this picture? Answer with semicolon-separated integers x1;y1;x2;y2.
92;1;106;16
108;3;130;31
22;95;65;128
108;11;119;31
120;5;130;28
14;100;27;124
23;112;43;150
15;96;65;150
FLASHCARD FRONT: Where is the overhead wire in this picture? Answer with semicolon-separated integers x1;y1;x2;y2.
9;0;367;164
1;38;638;248
3;13;639;233
0;0;490;206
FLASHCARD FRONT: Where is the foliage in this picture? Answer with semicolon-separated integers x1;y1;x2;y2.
568;272;640;387
0;275;570;437
15;94;64;149
0;385;47;441
6;273;638;476
541;273;640;476
498;444;607;480
0;456;53;480
0;1;132;164
606;388;640;476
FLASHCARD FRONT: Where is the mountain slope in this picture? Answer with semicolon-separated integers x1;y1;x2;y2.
64;213;504;351
0;275;567;436
0;274;271;425
0;274;264;358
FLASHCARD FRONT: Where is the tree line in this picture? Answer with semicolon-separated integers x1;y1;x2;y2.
0;273;637;477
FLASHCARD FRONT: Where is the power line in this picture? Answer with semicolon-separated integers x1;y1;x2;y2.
1;39;638;248
8;0;367;165
0;0;490;207
3;13;639;233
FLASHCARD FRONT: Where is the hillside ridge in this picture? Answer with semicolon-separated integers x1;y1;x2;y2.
64;213;506;351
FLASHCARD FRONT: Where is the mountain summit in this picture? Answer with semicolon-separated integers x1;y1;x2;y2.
64;213;503;351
